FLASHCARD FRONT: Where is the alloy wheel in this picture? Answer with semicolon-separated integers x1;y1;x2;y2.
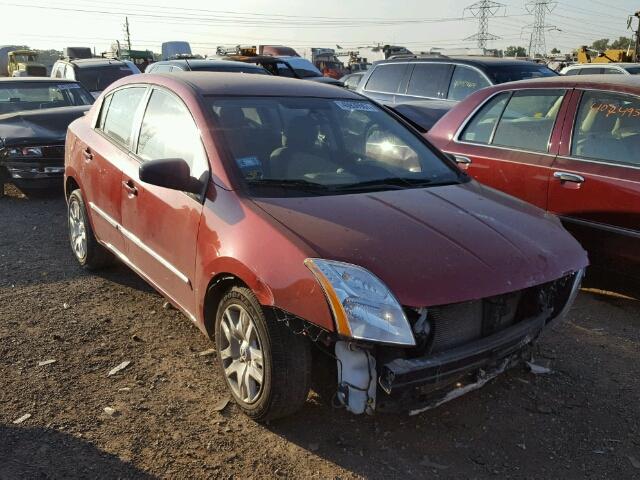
219;304;265;404
68;197;87;261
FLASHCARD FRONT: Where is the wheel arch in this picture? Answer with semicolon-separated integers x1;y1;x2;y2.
201;266;274;339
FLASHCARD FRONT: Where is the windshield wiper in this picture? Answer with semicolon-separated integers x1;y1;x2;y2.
333;177;436;192
246;178;330;192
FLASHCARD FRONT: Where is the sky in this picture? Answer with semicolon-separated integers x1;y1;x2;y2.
0;0;637;57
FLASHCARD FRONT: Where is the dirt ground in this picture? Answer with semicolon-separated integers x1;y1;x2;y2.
1;186;639;480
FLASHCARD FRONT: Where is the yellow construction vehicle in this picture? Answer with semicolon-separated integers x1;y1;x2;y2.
577;46;634;64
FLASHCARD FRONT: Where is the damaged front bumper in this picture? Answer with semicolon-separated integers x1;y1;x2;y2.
334;270;584;416
375;313;544;414
2;161;64;189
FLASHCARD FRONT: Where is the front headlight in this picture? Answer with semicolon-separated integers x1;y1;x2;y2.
7;146;43;158
305;258;415;346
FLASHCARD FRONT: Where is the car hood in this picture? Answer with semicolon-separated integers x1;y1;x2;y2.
254;182;588;307
0;105;90;147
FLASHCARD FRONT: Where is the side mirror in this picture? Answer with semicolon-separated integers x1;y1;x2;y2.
139;158;203;195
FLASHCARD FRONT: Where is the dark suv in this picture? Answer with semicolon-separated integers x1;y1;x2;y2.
356;56;557;105
51;58;135;98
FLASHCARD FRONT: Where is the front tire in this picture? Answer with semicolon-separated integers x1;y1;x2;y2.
215;287;311;421
67;189;113;270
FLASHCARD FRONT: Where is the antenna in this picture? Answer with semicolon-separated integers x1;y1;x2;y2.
464;0;505;49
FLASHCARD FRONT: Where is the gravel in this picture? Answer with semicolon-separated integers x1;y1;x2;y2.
1;187;639;479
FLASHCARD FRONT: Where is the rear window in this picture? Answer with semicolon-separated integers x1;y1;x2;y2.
365;64;407;93
75;65;134;92
0;82;93;115
489;64;557;84
625;66;640;75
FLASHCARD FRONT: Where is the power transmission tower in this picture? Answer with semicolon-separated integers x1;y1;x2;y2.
525;1;557;58
123;16;132;52
464;0;505;49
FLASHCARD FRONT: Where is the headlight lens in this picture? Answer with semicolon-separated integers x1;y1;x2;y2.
7;147;43;158
305;258;415;346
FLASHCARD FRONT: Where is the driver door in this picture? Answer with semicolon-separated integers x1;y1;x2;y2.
119;87;209;318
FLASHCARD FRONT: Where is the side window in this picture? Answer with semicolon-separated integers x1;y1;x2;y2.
406;63;451;98
571;90;640;167
492;89;565;152
448;65;491;101
602;68;623;75
579;68;601;75
460;92;510;144
100;87;147;147
137;89;208;181
152;65;172;73
364;64;407;93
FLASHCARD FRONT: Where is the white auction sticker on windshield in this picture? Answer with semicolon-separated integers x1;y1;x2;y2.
334;101;379;112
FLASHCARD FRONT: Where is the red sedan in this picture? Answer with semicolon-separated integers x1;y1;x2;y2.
65;73;587;420
428;75;640;283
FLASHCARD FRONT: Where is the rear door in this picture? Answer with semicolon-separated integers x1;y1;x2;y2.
82;86;148;256
360;63;410;104
119;87;208;318
548;89;640;277
442;88;571;209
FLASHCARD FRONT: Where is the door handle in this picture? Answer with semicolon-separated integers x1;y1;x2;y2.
122;179;138;197
553;171;585;184
452;155;472;170
82;148;93;161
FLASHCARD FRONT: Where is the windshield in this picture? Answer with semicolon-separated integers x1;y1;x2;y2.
76;65;133;92
490;64;557;84
280;58;322;78
12;54;36;63
625;66;640;75
0;82;93;115
210;96;462;197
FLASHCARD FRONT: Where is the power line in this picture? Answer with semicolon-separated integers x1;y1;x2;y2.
524;1;558;57
464;0;506;48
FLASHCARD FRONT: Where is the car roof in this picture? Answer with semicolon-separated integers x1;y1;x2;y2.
224;55;284;64
487;74;640;90
566;63;640;68
377;56;542;68
132;72;361;98
0;77;79;84
61;58;127;68
156;59;263;69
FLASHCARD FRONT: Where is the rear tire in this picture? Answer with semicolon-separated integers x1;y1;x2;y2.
67;189;114;270
215;287;311;421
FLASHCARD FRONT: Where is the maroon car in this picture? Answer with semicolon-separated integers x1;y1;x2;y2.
427;75;640;283
64;73;587;420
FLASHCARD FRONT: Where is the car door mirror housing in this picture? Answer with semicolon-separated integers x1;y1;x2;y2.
139;158;203;195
